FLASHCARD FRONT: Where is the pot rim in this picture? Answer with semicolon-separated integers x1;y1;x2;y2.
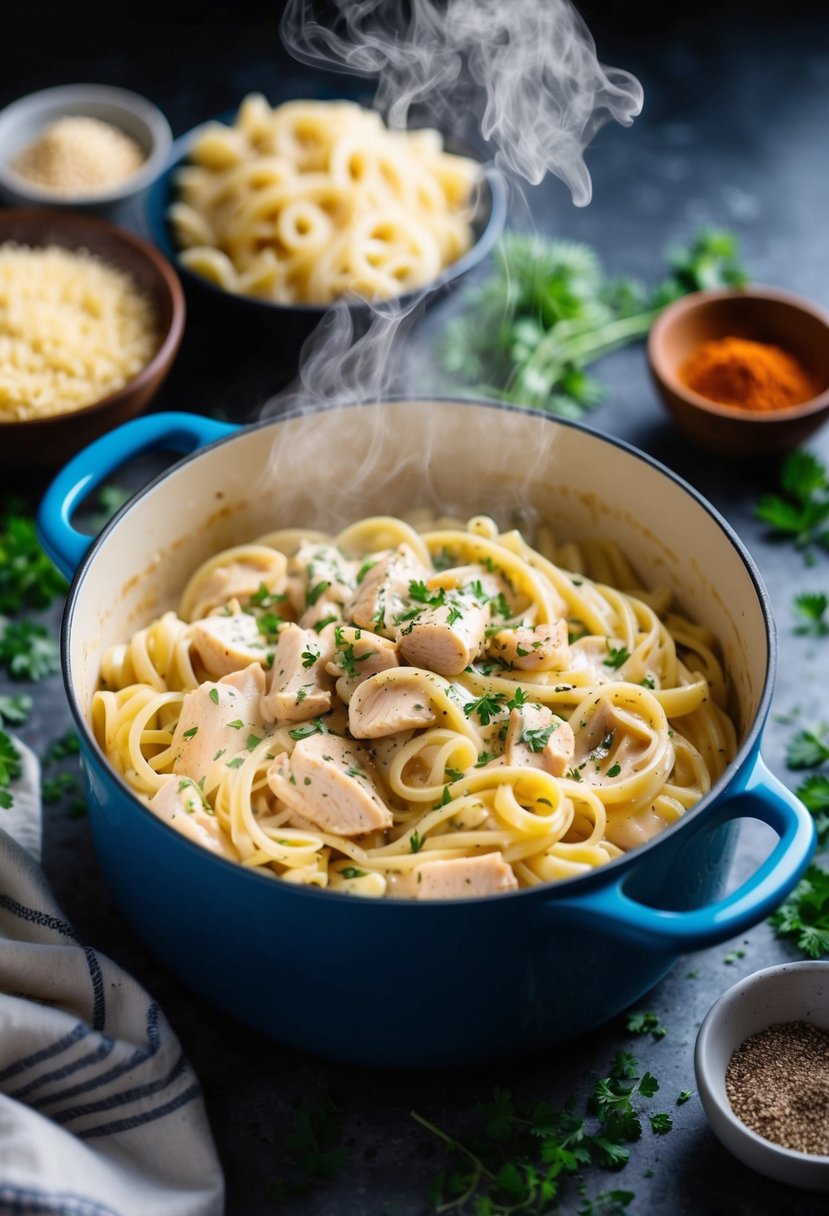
60;397;776;907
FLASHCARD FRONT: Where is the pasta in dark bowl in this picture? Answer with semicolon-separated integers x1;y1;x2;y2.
144;95;506;343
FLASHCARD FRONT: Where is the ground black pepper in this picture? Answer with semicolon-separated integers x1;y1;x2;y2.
725;1021;829;1156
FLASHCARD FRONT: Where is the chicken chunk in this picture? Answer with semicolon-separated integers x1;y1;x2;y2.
397;593;488;677
407;852;518;899
325;624;400;703
287;541;359;627
348;670;437;738
261;623;334;724
147;775;238;861
179;545;287;621
347;545;430;637
267;733;392;836
171;664;266;785
190;611;272;678
486;621;571;672
504;703;575;776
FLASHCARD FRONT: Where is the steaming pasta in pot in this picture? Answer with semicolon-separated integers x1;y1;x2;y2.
91;514;737;899
168;94;482;305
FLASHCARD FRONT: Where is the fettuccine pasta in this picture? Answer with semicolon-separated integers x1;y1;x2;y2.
91;515;737;900
168;94;482;305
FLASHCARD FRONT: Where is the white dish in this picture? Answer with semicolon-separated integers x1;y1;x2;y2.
695;961;829;1190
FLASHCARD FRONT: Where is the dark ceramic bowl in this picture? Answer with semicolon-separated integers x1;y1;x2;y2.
648;287;829;458
0;209;185;467
143;110;507;363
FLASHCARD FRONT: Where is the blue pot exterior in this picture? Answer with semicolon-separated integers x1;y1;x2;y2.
45;407;817;1068
79;734;765;1069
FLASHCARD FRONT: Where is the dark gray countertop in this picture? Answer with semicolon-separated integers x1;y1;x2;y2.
2;4;829;1214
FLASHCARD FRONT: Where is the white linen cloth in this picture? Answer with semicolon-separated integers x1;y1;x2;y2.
0;740;225;1216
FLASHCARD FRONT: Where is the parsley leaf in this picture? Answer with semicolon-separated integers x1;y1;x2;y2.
786;723;829;769
0;693;32;726
755;450;829;559
625;1010;667;1041
604;645;630;670
464;692;506;725
0;618;60;681
793;592;829;637
0;501;68;613
796;773;829;847
770;864;829;958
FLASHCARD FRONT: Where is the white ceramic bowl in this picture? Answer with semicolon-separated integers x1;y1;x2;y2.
695;961;829;1190
0;84;172;217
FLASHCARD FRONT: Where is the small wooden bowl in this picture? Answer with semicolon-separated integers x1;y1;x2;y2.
0;209;185;468
648;287;829;457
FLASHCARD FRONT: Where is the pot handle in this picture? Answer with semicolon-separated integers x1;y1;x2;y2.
38;412;237;579
553;754;815;952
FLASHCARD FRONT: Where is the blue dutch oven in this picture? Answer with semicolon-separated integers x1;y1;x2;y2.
38;400;815;1068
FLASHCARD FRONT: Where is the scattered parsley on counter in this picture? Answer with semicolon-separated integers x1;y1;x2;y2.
412;1052;672;1214
755;450;829;561
624;1011;667;1040
266;1093;347;1201
439;228;747;418
0;731;22;809
786;722;829;769
0;693;32;726
770;864;829;959
796;774;829;847
0;500;67;614
0;618;60;682
793;592;829;637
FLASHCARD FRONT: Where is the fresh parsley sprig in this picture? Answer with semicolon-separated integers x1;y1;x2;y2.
440;228;747;417
796;774;829;848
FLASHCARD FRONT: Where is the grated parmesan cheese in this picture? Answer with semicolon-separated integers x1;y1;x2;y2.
0;242;160;422
11;116;146;195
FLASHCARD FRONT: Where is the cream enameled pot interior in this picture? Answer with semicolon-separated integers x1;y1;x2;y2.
69;401;769;748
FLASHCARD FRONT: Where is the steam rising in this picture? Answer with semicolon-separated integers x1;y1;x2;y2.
281;0;643;206
264;0;642;431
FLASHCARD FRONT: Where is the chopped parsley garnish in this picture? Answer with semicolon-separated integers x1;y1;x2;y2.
208;688;220;705
306;580;331;607
227;719;244;730
640;674;655;689
410;829;424;853
182;726;199;740
604;645;630;670
288;717;330;742
226;756;244;769
246;733;262;751
464;692;506;725
340;866;367;879
507;687;528;710
607;763;622;778
408;580;446;606
301;648;319;669
522;724;557;753
475;751;495;767
355;559;376;584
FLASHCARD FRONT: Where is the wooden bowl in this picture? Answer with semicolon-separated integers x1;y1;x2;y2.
648;287;829;457
0;209;185;468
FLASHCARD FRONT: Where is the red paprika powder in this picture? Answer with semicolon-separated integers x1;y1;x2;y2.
679;335;817;412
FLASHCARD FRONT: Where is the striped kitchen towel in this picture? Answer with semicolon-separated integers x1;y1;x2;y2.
0;739;225;1216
